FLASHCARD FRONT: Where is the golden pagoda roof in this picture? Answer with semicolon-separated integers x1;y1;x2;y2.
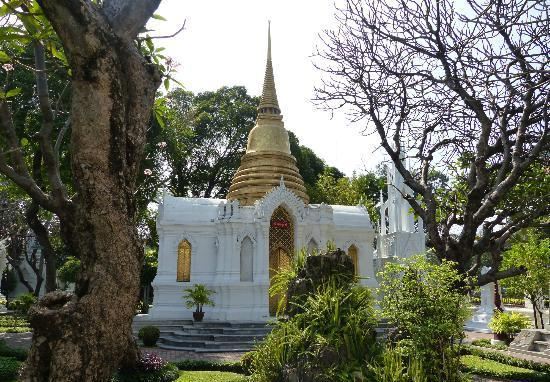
227;23;309;206
258;22;280;115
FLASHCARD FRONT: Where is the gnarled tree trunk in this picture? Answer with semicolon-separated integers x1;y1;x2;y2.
19;1;162;381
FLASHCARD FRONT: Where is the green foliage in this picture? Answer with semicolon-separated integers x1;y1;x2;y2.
500;229;550;328
367;347;428;382
0;339;28;361
172;360;243;373
111;362;179;382
182;284;215;313
308;168;386;222
138;326;160;347
460;355;549;381
0;314;30;333
57;256;81;285
0;356;21;381
470;338;507;351
488;311;531;335
378;256;470;381
462;345;550;374
6;293;37;315
141;248;158;287
268;248;308;316
247;282;378;382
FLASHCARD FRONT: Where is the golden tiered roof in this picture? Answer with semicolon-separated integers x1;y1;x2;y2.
227;23;309;206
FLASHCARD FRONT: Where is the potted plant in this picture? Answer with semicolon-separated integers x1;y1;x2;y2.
183;284;215;322
488;310;531;345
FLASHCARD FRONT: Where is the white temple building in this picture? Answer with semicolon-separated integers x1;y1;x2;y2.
148;26;424;322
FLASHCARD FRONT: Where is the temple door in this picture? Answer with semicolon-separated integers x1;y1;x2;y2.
269;206;294;316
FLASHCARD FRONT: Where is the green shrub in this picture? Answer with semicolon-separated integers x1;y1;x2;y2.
470;338;507;350
461;355;549;381
138;326;160;347
6;293;37;315
0;340;28;361
488;311;531;337
58;256;81;285
462;345;550;374
378;256;470;382
0;356;21;381
172;359;243;373
0;314;31;333
246;282;379;382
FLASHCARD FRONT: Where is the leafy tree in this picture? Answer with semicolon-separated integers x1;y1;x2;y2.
145;86;259;199
310;167;386;221
0;1;168;379
500;230;550;329
316;0;549;286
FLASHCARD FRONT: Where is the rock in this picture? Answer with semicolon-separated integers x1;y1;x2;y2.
285;248;355;316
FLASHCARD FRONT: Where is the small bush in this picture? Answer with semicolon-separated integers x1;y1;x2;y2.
0;339;28;361
461;355;549;381
462;345;550;374
138;326;160;347
6;293;37;315
488;311;531;343
0;356;21;381
112;354;179;382
470;338;507;350
0;314;31;333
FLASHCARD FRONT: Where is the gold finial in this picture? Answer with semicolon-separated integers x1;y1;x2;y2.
258;21;280;115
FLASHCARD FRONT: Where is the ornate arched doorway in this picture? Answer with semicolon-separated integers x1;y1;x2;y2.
269;206;294;316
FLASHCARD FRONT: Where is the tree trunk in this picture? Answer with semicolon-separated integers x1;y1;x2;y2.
25;201;57;293
20;2;161;380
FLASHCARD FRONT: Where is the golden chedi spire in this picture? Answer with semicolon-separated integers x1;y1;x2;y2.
227;22;309;206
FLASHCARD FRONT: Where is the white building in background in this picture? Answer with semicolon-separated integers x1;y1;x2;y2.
148;26;424;322
374;155;426;268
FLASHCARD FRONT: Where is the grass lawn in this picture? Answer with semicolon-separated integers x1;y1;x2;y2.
176;370;246;382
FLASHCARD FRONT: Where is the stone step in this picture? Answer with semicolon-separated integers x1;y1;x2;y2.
167;331;267;342
180;326;272;336
160;336;257;350
533;340;549;353
156;343;249;353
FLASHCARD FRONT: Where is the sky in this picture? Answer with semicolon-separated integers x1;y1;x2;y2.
147;0;385;176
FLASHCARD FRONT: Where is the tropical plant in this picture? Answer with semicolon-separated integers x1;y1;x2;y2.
183;284;215;313
268;248;308;316
247;281;378;382
489;311;531;344
378;256;470;381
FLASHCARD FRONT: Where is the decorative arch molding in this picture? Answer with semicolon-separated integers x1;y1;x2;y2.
254;181;306;222
343;239;362;251
304;232;320;249
236;230;257;245
177;231;197;250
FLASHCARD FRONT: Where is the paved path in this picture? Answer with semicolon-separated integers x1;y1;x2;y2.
141;347;244;362
2;331;547;366
0;332;32;350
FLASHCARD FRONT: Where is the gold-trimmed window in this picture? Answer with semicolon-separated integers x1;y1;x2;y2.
177;239;191;282
348;244;358;276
